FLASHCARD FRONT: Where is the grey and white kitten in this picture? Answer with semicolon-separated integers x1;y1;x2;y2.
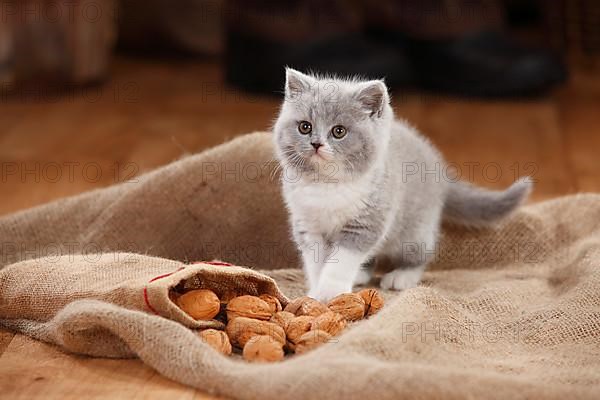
273;68;532;302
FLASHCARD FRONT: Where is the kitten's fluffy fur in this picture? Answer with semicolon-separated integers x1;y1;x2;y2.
274;69;532;302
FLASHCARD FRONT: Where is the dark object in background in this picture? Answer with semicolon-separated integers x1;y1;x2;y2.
224;0;409;95
504;0;543;27
226;31;414;95
117;0;223;56
371;29;567;97
415;30;566;97
0;0;116;86
225;0;567;98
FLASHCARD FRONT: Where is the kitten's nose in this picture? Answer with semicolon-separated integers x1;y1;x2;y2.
311;142;322;151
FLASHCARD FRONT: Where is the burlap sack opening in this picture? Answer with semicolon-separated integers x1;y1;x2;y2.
171;262;290;306
148;261;290;329
0;255;289;331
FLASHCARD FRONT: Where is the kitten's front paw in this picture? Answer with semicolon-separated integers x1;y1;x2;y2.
380;268;422;291
354;268;372;286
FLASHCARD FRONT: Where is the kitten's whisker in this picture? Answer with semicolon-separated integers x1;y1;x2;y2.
270;163;282;182
266;156;285;182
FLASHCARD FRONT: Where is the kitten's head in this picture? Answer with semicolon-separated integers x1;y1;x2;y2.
273;68;393;181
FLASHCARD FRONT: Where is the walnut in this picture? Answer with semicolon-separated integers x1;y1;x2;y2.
327;293;365;321
285;315;314;344
259;294;283;313
198;329;232;356
242;335;285;362
225;316;285;348
175;289;220;320
357;288;384;317
270;311;295;330
284;296;328;317
311;311;347;336
226;295;273;321
295;330;332;354
283;296;312;314
296;298;329;317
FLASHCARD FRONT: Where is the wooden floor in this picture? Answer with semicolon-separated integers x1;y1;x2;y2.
1;57;599;399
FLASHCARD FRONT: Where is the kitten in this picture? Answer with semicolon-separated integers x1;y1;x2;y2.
273;68;532;302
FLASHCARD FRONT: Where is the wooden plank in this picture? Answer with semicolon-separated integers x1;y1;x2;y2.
409;96;573;202
559;69;600;194
0;334;220;400
0;60;277;216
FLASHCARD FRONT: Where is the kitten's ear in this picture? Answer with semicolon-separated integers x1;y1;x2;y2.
355;80;389;118
285;68;315;98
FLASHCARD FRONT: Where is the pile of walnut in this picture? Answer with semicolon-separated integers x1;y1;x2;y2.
173;288;384;363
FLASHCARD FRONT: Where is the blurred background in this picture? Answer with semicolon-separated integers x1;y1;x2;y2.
1;0;599;215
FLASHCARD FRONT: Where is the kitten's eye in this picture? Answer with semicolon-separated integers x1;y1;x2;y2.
298;121;312;135
331;125;347;139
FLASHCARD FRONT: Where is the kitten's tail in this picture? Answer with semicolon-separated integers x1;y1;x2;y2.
442;177;533;226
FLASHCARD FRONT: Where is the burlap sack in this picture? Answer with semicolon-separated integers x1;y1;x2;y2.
1;132;600;399
0;255;288;334
0;133;295;270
